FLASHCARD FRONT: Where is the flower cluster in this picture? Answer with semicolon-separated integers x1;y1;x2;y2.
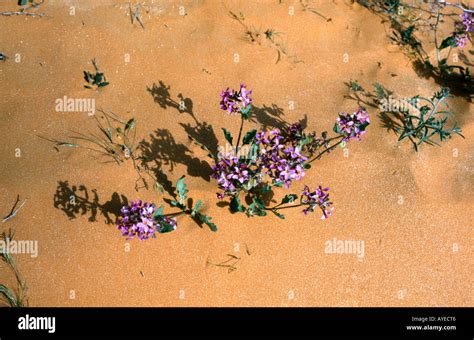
256;128;308;188
334;109;370;142
117;200;177;240
455;11;472;48
211;126;310;198
211;153;258;198
301;185;334;219
220;83;252;114
283;122;329;156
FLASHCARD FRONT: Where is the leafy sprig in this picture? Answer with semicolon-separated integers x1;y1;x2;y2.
164;176;217;232
84;59;109;89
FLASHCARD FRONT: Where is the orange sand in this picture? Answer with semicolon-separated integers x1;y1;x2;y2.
0;0;472;306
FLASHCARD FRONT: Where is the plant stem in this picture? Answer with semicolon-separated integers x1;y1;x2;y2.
235;114;245;154
433;9;441;67
265;203;303;211
307;136;344;164
443;2;474;13
163;211;186;218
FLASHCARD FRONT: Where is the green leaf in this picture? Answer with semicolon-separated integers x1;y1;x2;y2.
0;284;18;307
19;0;28;6
271;210;285;219
124;118;136;133
83;71;92;83
230;196;244;213
398;130;415;141
98;82;109;88
191;200;203;217
222;128;233;145
56;141;80;148
198;213;218;232
440;36;456;50
95;73;104;84
158;218;176;233
273;181;284;187
253;197;265;209
153;205;164;219
176;176;188;204
281;194;298;204
240;104;252;119
302;163;311;169
242;129;257;145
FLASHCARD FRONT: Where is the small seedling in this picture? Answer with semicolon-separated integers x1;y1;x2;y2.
40;110;162;192
1;199;28;307
391;88;464;150
229;10;302;64
83;59;109;89
0;229;29;307
350;81;464;151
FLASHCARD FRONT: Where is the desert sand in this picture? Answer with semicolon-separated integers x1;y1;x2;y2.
0;0;472;306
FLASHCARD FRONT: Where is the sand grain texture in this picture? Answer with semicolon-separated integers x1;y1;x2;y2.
0;0;472;306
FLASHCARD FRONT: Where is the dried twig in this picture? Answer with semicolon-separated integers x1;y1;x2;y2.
207;254;241;273
130;2;145;29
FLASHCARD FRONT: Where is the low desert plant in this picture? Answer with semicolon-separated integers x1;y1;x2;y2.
358;1;473;92
348;81;464;150
193;84;370;219
116;176;217;240
83;59;109;89
42;110;161;192
1;197;28;307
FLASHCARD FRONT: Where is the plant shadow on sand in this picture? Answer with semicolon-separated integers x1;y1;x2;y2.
412;59;474;103
53;180;128;224
147;80;308;150
146;81;216;182
139;128;213;182
343;81;402;136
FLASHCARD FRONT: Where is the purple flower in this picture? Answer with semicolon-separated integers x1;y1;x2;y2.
335;109;370;142
455;34;468;48
256;128;308;188
301;185;334;219
283;123;328;156
461;11;473;33
117;200;177;240
454;12;472;48
220;83;252;114
211;153;258;197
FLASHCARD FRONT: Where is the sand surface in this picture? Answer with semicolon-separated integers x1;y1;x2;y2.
0;0;472;306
